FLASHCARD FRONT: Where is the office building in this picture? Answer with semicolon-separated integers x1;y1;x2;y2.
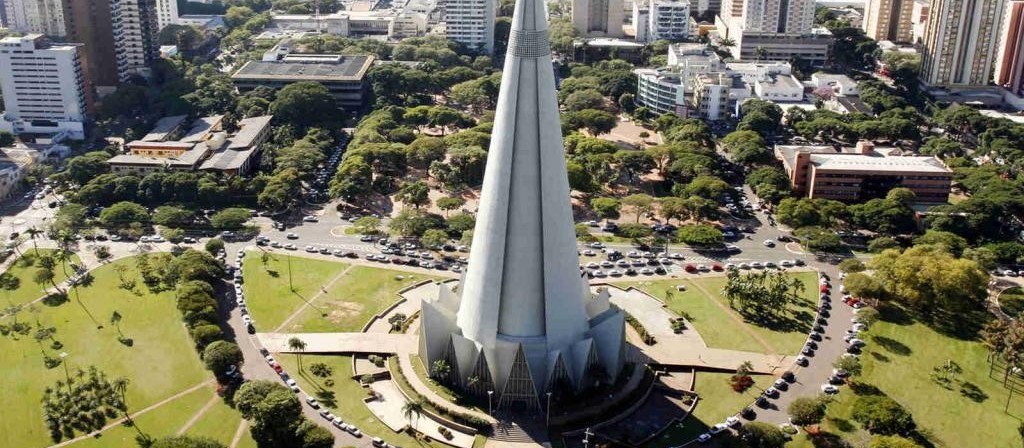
113;0;160;81
107;114;273;175
444;0;495;54
647;0;690;41
155;0;177;30
573;0;625;36
231;48;375;109
728;29;833;65
995;0;1024;96
776;141;953;202
753;73;804;101
3;0;65;36
920;0;1006;87
862;0;914;42
691;73;731;119
0;34;88;139
632;4;649;41
270;10;428;39
420;0;625;410
63;0;119;92
635;68;689;114
716;0;830;64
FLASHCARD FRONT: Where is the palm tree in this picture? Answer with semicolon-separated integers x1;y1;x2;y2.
25;226;42;253
113;376;149;442
402;398;424;431
288;337;307;372
719;37;736;49
755;46;768;62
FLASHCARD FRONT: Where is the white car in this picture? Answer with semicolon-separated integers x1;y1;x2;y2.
725;416;741;427
242;315;253;325
708;423;728;434
303;215;318;222
592;270;607;278
763;239;775;247
285;378;299;392
821;384;839;394
305;396;319;408
668;253;684;260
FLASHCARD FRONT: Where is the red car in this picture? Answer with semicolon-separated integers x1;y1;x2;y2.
684;264;697;273
271;362;283;373
711;264;724;272
819;284;830;293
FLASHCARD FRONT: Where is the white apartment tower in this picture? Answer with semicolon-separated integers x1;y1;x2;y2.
722;0;814;34
0;34;88;139
2;0;65;36
572;0;625;36
112;0;160;81
920;0;1007;87
647;0;690;41
444;0;496;54
155;0;178;30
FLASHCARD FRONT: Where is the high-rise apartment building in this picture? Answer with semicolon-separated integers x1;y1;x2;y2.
112;0;160;81
0;34;88;139
717;0;828;65
572;0;625;36
862;0;915;42
920;0;1007;87
995;0;1024;95
444;0;495;54
155;0;178;30
3;0;66;36
647;0;690;41
63;0;119;92
910;0;929;43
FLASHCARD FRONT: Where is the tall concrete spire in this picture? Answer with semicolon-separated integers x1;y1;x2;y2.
419;0;626;411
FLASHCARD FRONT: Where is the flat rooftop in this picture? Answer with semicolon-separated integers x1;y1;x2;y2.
108;143;209;167
232;55;374;82
141;115;188;142
228;115;273;149
777;145;953;174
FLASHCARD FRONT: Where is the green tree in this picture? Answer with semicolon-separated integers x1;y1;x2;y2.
421;228;449;248
794;226;843;252
436;196;466;216
99;201;148;229
270;82;340;130
591;197;621;219
204;238;225;254
851;395;915;435
353;216;382;235
210;208;251;230
737;422;787;448
869;245;989;321
203;341;244;378
788;396;827;427
869;435;924;448
153;206;194;228
396;181;431;209
838;258;866;273
833;355;863;376
622;194;655;223
675;224;723;246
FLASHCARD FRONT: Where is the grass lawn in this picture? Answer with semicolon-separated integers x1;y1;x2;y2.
625;271;819;355
66;384;214;448
787;306;1023;448
1;248;82;306
278;354;444;448
241;252;349;330
283;266;441;333
643;372;769;448
186;394;248;445
0;257;209;448
1000;287;1024;317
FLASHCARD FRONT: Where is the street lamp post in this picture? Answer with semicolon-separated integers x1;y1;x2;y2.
583;427;593;448
546;392;552;427
487;390;493;416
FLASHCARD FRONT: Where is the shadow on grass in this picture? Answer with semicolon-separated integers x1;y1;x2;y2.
807;431;852;448
959;382;989;403
825;417;855;433
871;335;912;355
870;352;891;363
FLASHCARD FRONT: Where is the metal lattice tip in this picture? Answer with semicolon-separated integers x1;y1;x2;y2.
508;29;551;58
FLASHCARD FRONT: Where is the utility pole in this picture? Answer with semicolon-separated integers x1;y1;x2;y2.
546;392;552;427
59;352;71;394
487;390;493;416
287;255;294;292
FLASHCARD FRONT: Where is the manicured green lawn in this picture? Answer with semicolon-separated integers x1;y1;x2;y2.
626;271;819;354
1;248;81;306
1000;287;1024;317
284;266;441;333
0;257;209;448
186;394;247;445
643;372;769;448
241;252;349;330
787;306;1022;448
278;354;444;448
66;385;214;448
